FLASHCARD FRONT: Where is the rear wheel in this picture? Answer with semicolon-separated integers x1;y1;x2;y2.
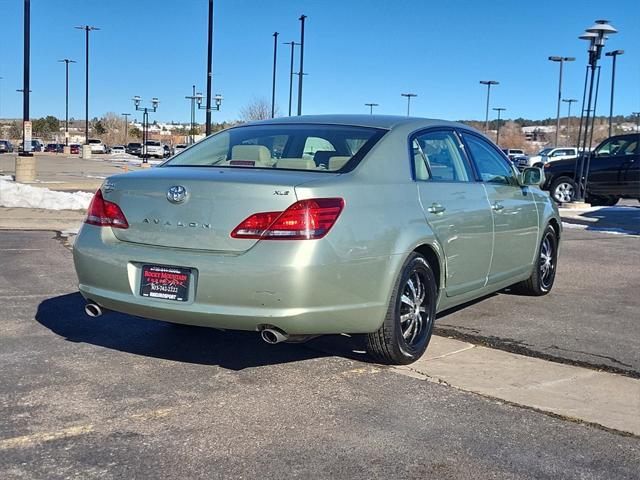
366;253;437;365
550;176;578;203
513;225;558;296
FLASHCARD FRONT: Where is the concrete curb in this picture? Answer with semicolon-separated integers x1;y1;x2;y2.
395;336;640;436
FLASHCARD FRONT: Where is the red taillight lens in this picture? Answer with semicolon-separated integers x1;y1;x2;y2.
231;198;344;240
85;189;129;229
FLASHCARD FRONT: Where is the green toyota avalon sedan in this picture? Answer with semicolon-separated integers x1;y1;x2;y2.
73;115;560;364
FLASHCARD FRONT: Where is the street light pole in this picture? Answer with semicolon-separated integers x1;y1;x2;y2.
186;85;220;144
548;56;575;146
296;14;307;116
479;80;499;132
75;25;99;152
401;93;417;116
365;103;379;114
21;0;31;156
605;50;624;137
0;77;3;120
121;113;131;145
205;0;214;136
133;96;159;165
283;41;300;116
633;112;640;132
58;59;76;146
562;99;577;146
493;107;505;146
271;32;279;118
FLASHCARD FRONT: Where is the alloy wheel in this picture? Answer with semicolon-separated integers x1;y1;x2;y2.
553;182;575;203
399;270;431;346
539;233;556;290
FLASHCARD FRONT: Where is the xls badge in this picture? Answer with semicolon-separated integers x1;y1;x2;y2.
167;185;188;204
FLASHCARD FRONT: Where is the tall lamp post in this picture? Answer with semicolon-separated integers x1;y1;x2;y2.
283;41;300;116
365;103;379;114
204;0;214;135
401;93;417;116
58;59;76;147
186;85;222;144
562;99;577;146
296;14;307;116
75;25;99;158
271;31;279;118
633;112;640;132
574;20;617;203
479;80;499;132
121;113;131;145
133;96;159;165
20;0;32;157
548;56;575;146
605;50;624;137
0;76;3;120
493;107;506;146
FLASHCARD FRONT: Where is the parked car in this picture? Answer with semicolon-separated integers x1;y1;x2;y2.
540;133;639;205
73;115;560;365
0;140;13;153
502;148;529;170
88;139;106;154
111;145;126;155
173;144;188;155
44;143;64;153
528;147;578;167
126;142;142;156
18;139;44;152
144;140;165;159
70;144;81;155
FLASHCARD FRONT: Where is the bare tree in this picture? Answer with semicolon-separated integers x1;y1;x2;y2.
239;97;277;122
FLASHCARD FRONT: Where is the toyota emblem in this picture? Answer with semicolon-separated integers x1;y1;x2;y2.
167;185;187;204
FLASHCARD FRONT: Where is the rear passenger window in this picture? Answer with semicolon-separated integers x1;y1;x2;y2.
462;133;516;186
412;130;474;182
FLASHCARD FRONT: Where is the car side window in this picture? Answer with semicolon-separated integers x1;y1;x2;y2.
462;133;516;186
412;130;474;182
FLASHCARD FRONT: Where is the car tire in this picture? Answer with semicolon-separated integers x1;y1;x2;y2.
550;176;578;203
366;252;437;365
587;195;619;207
513;225;558;296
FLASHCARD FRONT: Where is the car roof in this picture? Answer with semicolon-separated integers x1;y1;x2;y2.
246;114;467;131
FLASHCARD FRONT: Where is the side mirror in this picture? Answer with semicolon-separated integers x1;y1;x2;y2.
519;167;544;186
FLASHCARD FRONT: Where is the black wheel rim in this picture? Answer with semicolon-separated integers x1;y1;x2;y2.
399;269;432;346
539;233;556;290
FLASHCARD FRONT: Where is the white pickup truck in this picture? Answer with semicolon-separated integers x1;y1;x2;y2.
528;147;578;166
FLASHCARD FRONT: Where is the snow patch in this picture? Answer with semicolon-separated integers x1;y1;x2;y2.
562;221;639;236
0;178;94;210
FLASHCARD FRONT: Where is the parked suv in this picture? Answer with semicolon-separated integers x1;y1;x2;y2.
502;148;529;170
541;134;639;205
528;147;578;167
144;140;165;159
88;139;106;154
126;142;142;156
0;140;13;153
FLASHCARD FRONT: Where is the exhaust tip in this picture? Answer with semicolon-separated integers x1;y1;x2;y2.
260;328;288;344
84;303;103;317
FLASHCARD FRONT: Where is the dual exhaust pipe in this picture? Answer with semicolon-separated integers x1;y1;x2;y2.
84;302;107;318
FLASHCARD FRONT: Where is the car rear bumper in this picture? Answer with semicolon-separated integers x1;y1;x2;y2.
73;224;396;335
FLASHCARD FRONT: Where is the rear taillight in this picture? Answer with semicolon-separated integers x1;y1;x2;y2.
231;198;344;240
85;189;129;229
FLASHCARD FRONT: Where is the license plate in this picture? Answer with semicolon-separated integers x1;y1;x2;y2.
140;265;191;302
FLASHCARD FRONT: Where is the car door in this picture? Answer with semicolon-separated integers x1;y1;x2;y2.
588;136;639;197
412;129;493;297
460;132;539;285
622;138;640;197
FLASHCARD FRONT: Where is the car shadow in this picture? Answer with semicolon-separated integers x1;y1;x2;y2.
566;204;640;235
36;293;370;371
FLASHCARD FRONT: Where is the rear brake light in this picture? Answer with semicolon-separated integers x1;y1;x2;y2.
231;198;344;240
85;189;129;229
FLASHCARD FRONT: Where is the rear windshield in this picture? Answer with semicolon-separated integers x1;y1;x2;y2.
164;124;386;172
146;141;161;146
89;139;101;144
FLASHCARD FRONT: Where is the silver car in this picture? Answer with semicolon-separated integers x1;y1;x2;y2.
73;115;560;364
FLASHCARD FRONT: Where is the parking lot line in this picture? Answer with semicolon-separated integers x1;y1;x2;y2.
0;425;94;450
395;336;640;436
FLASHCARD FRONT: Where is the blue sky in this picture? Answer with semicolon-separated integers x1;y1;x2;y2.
0;0;638;123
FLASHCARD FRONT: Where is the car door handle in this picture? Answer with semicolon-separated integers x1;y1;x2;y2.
427;203;446;214
491;202;504;212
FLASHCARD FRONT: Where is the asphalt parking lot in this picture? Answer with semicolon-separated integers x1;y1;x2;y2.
1;228;639;479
